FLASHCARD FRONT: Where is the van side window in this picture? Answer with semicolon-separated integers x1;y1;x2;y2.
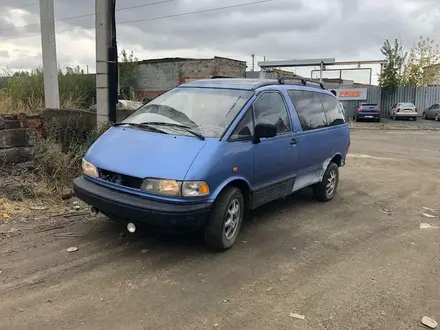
287;90;327;131
230;109;254;140
319;93;345;126
253;92;291;134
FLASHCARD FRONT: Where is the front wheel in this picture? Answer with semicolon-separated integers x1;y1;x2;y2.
313;163;339;202
424;112;428;120
435;114;439;122
204;187;244;251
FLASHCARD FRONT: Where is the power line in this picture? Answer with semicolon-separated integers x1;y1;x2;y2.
0;0;176;33
3;1;38;10
1;0;276;41
118;0;275;25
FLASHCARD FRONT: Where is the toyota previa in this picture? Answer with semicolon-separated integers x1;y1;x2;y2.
74;78;350;251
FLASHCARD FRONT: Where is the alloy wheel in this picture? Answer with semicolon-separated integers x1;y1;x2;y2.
224;198;241;240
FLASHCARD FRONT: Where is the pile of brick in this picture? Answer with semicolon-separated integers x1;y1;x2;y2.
0;114;42;164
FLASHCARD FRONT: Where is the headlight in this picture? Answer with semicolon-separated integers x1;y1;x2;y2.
141;179;210;197
82;159;99;178
182;181;209;197
142;178;182;196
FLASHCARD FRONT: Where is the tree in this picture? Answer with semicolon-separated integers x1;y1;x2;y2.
118;49;139;99
379;39;406;88
401;37;440;86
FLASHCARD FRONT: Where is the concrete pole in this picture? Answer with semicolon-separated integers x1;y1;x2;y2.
251;54;255;72
319;61;324;83
95;0;111;127
39;0;60;109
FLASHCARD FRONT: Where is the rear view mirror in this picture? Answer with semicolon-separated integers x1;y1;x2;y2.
254;123;277;143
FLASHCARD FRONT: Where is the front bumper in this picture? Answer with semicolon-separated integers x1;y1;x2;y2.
73;176;211;229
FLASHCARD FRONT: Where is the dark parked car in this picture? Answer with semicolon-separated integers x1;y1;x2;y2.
353;103;381;122
423;103;440;121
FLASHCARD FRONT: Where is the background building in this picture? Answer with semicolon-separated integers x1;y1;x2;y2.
133;56;247;101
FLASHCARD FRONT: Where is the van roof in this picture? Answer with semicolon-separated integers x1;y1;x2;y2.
180;77;327;92
180;78;278;90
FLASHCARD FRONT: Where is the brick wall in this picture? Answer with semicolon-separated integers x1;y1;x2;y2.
134;57;247;101
0;114;42;164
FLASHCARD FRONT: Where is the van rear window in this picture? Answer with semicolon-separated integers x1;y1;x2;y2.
319;94;345;126
287;90;327;131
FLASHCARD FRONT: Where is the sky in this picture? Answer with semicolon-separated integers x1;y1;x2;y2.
0;0;439;85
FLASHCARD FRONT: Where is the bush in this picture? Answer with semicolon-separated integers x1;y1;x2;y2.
33;118;110;192
1;66;96;113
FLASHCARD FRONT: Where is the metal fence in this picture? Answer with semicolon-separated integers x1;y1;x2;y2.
339;85;440;120
415;86;440;112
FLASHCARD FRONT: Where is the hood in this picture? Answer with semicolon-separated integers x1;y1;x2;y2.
85;126;207;180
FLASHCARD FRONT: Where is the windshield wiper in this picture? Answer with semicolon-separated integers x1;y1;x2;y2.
113;122;168;134
140;122;205;140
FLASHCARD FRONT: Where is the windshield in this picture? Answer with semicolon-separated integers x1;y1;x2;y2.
122;87;253;138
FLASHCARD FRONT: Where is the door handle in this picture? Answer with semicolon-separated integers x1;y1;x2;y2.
290;138;298;145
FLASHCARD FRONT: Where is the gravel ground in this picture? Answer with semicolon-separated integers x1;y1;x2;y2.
1;129;440;330
352;117;440;130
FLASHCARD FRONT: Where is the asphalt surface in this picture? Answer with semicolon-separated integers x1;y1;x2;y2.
1;129;440;330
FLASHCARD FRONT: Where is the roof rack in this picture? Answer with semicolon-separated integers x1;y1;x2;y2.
211;75;234;79
278;76;325;89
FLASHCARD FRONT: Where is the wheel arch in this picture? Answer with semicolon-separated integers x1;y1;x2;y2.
209;177;252;212
331;153;343;167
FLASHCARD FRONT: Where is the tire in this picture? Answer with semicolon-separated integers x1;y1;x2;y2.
204;187;244;251
424;112;428;120
393;114;397;120
435;114;439;122
313;162;339;202
376;118;381;123
413;117;417;121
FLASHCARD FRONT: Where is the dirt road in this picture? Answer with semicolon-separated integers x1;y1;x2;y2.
1;130;440;330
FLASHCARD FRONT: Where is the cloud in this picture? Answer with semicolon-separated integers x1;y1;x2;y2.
0;0;439;83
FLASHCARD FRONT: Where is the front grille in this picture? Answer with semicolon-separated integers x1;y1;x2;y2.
99;169;143;189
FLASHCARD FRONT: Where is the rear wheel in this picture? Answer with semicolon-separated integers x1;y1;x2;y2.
393;113;397;120
313;163;339;202
204;187;244;251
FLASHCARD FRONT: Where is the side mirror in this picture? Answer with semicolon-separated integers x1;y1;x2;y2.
254;123;277;143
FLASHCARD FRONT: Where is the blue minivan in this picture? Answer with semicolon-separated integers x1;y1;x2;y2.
74;78;350;251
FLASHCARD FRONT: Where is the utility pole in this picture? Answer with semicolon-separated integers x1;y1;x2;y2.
251;54;255;72
108;0;118;123
95;0;117;126
39;0;60;109
96;0;116;126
